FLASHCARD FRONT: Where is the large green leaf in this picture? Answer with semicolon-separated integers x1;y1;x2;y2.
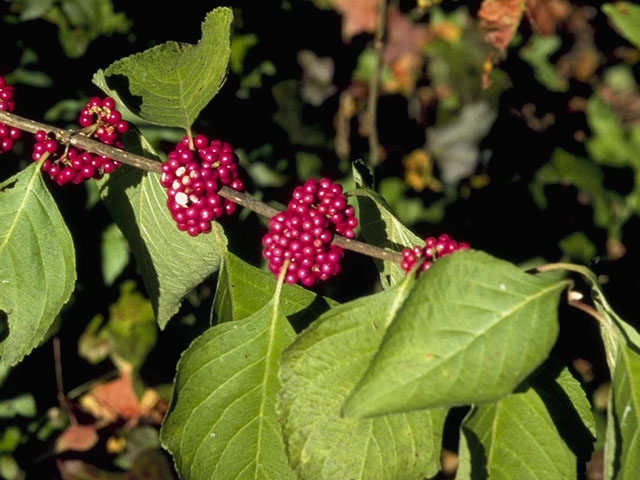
603;3;640;50
98;165;226;329
343;250;568;417
160;272;296;480
96;7;232;129
351;161;421;288
456;363;595;480
212;252;337;325
278;274;446;480
581;269;640;480
604;331;640;480
0;163;76;366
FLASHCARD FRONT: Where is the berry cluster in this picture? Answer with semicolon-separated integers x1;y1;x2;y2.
160;135;244;236
262;178;357;286
78;96;129;146
401;234;470;275
32;96;127;185
0;76;21;154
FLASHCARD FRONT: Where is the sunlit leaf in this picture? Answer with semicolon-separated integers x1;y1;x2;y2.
519;34;568;92
279;274;446;480
97;137;227;329
583;271;640;480
161;274;296;480
213;252;337;325
602;2;640;50
0;163;76;366
352;161;421;288
344;250;568;417
96;7;232;130
101;222;130;286
456;363;595;479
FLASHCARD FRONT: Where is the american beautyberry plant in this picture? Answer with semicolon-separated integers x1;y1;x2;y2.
0;4;639;480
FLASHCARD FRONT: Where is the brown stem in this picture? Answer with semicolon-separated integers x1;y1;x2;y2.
0;110;162;173
0;109;403;264
53;337;76;424
367;0;387;166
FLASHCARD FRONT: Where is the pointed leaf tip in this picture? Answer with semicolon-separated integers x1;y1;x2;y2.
344;250;569;417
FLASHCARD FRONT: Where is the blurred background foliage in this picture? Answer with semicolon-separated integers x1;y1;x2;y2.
1;0;639;477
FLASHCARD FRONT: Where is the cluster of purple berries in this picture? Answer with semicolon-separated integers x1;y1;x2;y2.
0;76;21;154
262;178;358;287
160;135;244;237
32;96;128;185
78;96;129;146
401;234;470;275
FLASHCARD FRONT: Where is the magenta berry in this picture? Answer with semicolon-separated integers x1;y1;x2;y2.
401;234;470;275
262;177;356;287
32;97;128;184
0;76;21;155
160;135;244;236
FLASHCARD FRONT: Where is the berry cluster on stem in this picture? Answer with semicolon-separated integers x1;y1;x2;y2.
262;178;358;286
32;96;128;185
0;76;21;154
160;135;244;237
401;234;470;275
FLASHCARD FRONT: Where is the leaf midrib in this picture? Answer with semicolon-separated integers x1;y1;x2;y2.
0;166;39;255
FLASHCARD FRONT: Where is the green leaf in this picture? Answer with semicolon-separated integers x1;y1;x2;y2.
212;252;337;325
532;149;625;238
101;222;129;286
604;334;640;480
97;164;227;329
581;272;640;480
106;280;156;370
0;163;76;366
278;274;445;480
586;95;640;169
97;7;232;130
45;0;131;58
160;273;297;480
352;161;421;289
0;394;36;419
456;363;595;480
519;34;568;92
343;250;568;417
603;2;640;49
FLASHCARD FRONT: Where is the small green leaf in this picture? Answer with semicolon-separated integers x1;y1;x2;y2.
519;34;568;92
278;274;446;480
101;222;130;286
98;165;226;329
161;273;296;480
456;363;595;480
213;252;337;325
344;250;569;417
0;163;76;366
352;161;421;288
97;7;232;130
0;394;37;419
603;2;640;49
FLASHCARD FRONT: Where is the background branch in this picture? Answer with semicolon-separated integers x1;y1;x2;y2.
367;0;387;167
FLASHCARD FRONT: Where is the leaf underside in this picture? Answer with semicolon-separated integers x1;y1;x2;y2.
0;163;76;366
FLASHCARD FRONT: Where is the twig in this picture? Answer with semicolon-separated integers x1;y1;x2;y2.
0;110;403;264
367;0;387;166
53;337;76;424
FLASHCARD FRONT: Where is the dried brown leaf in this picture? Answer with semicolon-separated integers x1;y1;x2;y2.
55;424;99;453
478;0;526;53
333;0;380;41
526;0;572;36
